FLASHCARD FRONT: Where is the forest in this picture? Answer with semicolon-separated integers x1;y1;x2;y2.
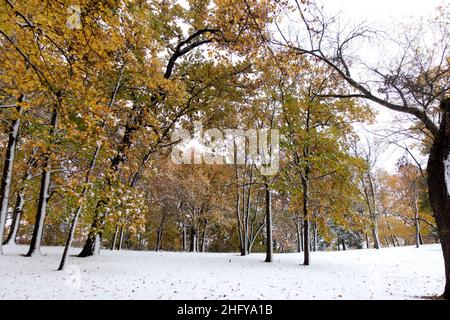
0;0;449;300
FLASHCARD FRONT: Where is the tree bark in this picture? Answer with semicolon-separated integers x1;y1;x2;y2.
118;225;124;250
189;226;197;252
312;221;317;252
302;168;310;265
264;183;273;263
414;186;421;248
182;225;187;251
201;219;208;252
111;224;119;250
3;190;24;246
235;165;245;256
58;143;100;270
0;104;22;254
296;216;302;252
368;173;381;249
426;99;450;299
78;200;105;257
3;148;37;246
156;225;163;252
26;105;58;257
244;166;253;255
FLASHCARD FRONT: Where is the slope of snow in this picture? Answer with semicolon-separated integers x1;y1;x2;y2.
0;244;444;300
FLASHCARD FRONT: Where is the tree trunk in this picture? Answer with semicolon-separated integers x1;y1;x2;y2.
182;225;187;251
3;187;25;246
415;216;421;248
368;174;381;249
264;183;273;263
384;235;391;247
235;165;246;256
201;219;208;252
342;238;346;251
78;200;105;257
303;216;309;264
156;213;166;251
302;170;310;265
0;104;22;254
156;226;163;251
3;149;37;246
26;105;58;257
371;223;381;249
118;225;124;250
58;143;100;270
244;166;253;255
426;99;450;299
296;217;302;253
111;224;119;250
390;235;397;247
300;219;304;252
312;221;317;252
58;206;82;270
189;226;197;252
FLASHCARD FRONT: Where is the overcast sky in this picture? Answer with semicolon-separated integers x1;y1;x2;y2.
319;0;446;173
323;0;445;22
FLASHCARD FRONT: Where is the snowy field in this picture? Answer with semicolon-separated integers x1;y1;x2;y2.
0;244;444;300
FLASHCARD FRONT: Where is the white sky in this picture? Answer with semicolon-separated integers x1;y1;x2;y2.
323;0;445;22
320;0;447;173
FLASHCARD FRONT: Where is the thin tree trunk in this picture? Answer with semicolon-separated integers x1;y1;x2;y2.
58;143;100;270
3;147;37;246
384;235;391;247
244;166;253;255
3;185;25;245
415;216;421;248
426;99;450;299
26;105;58;257
414;187;421;248
111;224;119;250
312;221;317;252
156;212;166;251
300;219;304;252
302;169;310;265
189;226;197;252
235;165;245;256
264;182;273;263
182;225;187;251
118;225;124;250
367;174;381;249
390;235;397;247
201;219;208;252
296;216;302;253
0;103;22;254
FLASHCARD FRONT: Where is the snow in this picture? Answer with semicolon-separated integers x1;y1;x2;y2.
0;244;444;300
444;151;450;197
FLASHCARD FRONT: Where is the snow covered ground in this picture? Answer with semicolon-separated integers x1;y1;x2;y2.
0;244;444;300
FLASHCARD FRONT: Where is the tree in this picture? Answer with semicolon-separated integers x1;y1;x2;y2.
274;1;450;297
